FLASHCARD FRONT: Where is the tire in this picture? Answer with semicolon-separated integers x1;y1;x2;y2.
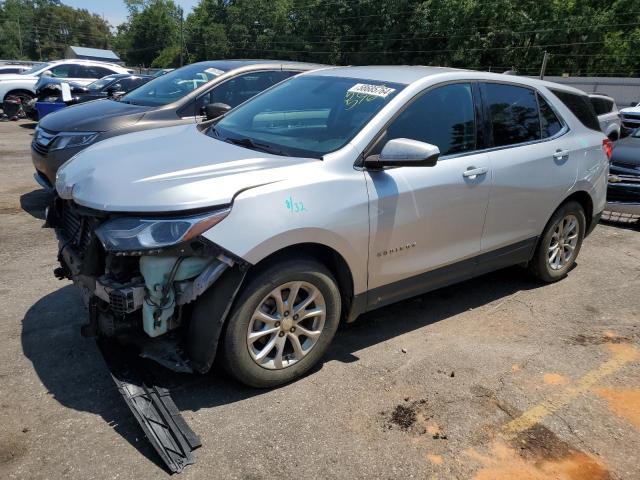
528;200;586;283
3;90;33;118
222;258;341;388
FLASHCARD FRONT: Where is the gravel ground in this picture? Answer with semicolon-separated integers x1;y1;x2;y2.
1;119;639;479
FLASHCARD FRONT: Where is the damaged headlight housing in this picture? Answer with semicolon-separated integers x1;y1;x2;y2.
49;131;98;151
95;208;231;252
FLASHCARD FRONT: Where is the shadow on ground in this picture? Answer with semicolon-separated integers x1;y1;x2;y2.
22;266;541;469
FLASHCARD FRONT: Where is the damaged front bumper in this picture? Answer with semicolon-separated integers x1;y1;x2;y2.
46;197;249;373
45;197;251;472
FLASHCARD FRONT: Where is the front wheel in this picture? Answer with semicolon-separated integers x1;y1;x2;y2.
222;258;341;388
529;201;586;282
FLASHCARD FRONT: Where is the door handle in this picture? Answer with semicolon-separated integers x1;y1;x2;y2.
462;166;488;178
553;149;570;160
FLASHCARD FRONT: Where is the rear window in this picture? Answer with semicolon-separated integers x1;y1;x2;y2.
551;89;601;132
485;83;541;147
538;94;563;138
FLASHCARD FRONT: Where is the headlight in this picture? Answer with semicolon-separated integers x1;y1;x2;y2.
95;208;231;252
49;132;98;151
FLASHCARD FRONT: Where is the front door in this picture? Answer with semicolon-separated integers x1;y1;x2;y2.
365;82;492;309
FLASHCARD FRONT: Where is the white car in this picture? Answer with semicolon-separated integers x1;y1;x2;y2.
0;59;131;107
620;101;640;134
0;64;40;74
588;94;621;140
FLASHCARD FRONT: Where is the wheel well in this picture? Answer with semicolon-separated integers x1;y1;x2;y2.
3;89;34;103
563;191;594;231
246;243;355;321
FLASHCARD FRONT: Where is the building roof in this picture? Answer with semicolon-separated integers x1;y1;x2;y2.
67;46;120;61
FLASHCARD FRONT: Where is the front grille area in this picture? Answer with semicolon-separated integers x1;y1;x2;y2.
60;201;94;257
31;140;49;156
32;128;57;157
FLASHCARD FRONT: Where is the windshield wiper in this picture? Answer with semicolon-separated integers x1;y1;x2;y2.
225;136;284;156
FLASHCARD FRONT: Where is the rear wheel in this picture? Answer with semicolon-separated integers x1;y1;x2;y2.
529;201;586;282
3;90;33;118
222;258;341;388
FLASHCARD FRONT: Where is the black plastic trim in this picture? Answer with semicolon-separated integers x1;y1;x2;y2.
364;237;537;312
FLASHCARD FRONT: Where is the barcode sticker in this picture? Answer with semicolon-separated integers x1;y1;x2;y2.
347;83;395;98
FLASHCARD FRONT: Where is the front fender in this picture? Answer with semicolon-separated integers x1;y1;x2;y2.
202;163;370;295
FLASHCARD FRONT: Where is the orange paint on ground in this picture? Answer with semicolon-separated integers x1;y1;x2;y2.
468;441;610;480
511;364;521;372
543;373;568;385
426;454;443;465
426;424;440;435
603;330;617;339
595;388;640;430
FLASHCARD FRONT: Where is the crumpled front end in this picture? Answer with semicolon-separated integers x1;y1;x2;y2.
45;196;248;373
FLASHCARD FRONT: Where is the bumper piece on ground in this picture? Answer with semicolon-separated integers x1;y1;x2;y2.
98;340;201;474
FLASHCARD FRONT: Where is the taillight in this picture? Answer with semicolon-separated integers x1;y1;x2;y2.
603;138;613;160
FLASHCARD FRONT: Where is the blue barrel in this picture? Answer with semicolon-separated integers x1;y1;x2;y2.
35;101;67;119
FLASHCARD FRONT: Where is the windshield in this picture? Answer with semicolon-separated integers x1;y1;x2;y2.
211;76;404;158
121;63;225;106
20;62;48;75
87;75;119;91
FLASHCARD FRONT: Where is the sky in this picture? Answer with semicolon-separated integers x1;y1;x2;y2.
61;0;200;27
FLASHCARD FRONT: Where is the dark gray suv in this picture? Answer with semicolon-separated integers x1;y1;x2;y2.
32;60;323;187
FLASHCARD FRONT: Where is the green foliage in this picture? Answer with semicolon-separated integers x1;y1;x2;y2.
0;0;112;61
1;0;639;76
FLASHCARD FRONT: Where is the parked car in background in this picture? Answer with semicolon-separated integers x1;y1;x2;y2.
589;94;621;140
32;60;323;187
49;67;608;388
0;59;132;109
620;102;640;135
607;128;640;216
153;68;174;77
26;73;153;120
0;63;41;74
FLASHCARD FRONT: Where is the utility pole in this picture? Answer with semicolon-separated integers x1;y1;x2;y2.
35;26;43;60
539;51;550;80
16;19;23;58
179;7;184;67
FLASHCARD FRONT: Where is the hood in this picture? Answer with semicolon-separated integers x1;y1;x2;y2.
39;98;151;132
56;124;318;212
620;105;640;114
610;135;640;168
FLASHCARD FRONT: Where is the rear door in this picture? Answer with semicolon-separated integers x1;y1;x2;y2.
480;82;577;255
365;82;492;307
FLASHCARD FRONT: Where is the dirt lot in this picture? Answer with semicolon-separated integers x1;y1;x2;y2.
0;119;639;479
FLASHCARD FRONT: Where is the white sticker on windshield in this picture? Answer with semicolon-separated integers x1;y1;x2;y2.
205;67;224;76
347;83;395;98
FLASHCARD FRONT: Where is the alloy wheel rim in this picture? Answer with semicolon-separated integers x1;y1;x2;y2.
247;281;326;370
548;214;579;270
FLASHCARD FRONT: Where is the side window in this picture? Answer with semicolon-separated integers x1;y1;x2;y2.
590;98;608;116
384;83;476;156
485;83;541;147
537;93;563;138
49;64;73;78
198;70;286;110
550;89;601;132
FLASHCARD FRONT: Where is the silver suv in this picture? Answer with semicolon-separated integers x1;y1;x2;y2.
49;66;609;387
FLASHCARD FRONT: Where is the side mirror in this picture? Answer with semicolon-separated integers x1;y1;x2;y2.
106;87;114;97
365;138;440;169
202;102;231;120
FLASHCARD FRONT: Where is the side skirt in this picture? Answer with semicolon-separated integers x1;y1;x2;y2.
348;237;538;319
